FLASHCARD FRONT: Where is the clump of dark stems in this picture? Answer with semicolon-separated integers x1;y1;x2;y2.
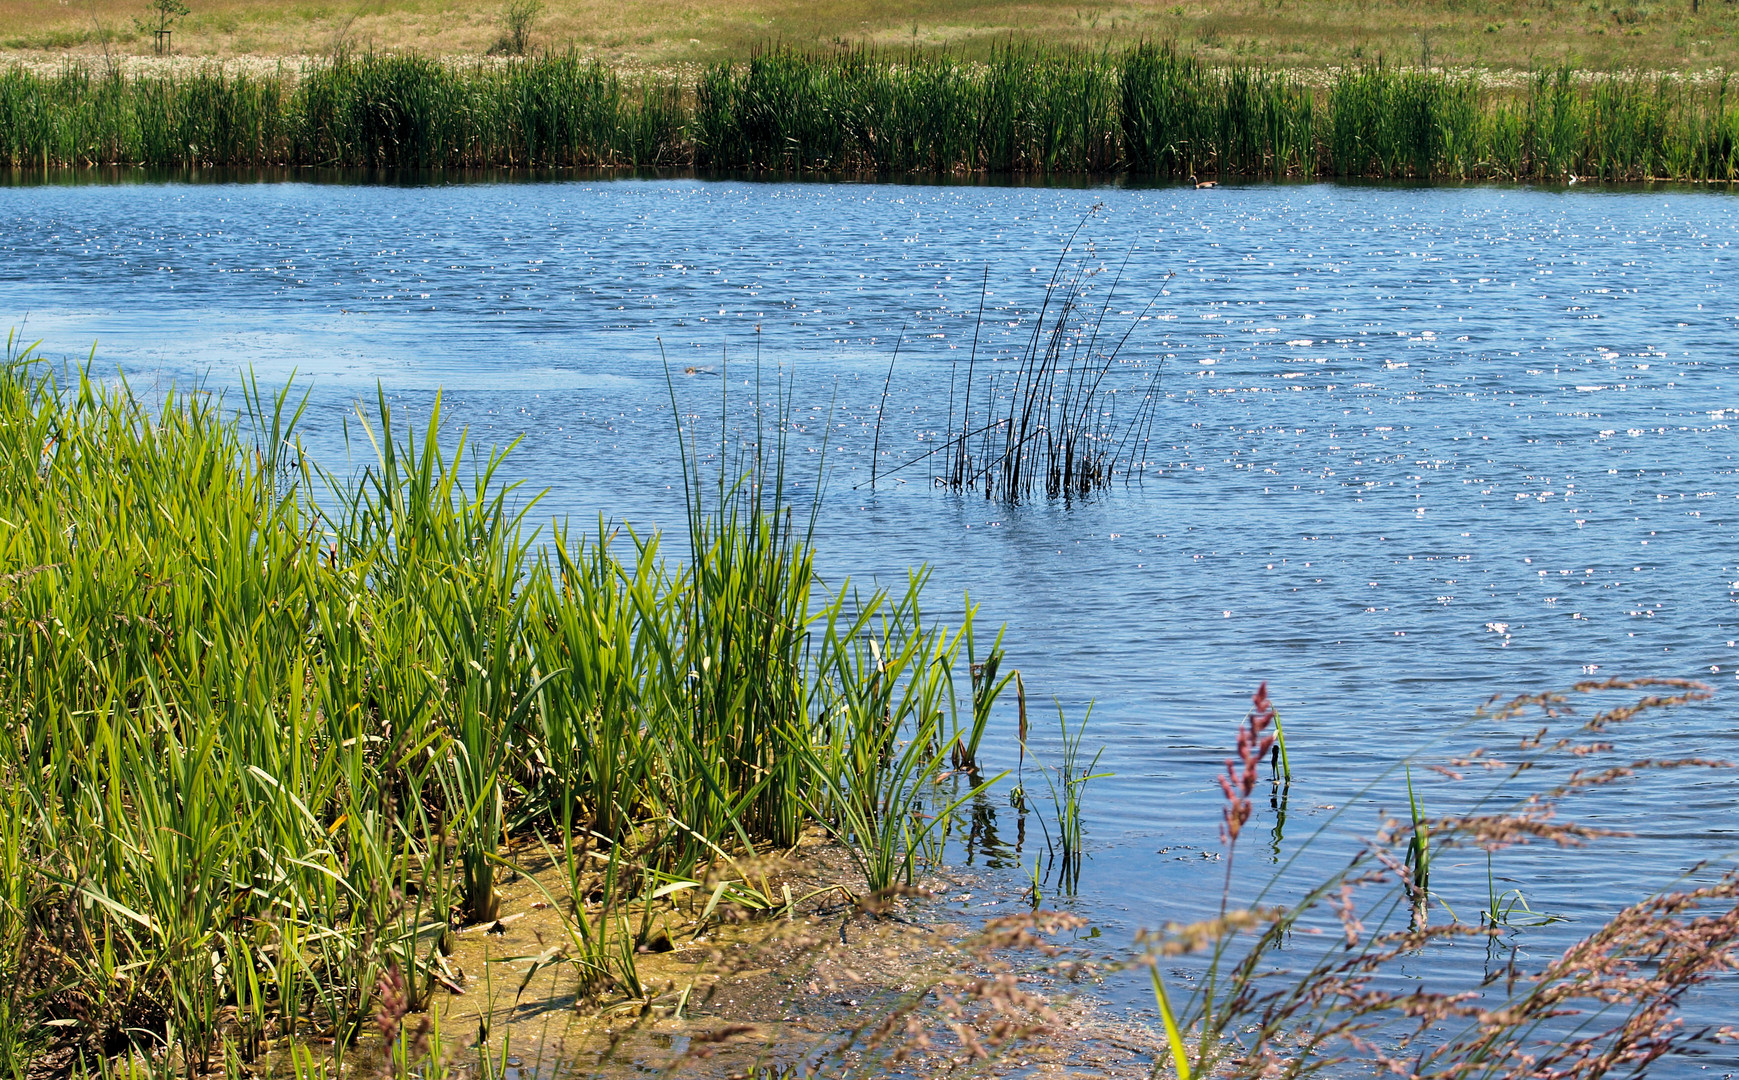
924;222;1163;501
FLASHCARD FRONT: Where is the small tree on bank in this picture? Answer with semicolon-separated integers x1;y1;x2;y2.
144;0;189;53
490;0;543;55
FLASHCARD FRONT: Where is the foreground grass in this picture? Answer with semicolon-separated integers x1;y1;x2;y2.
0;342;1021;1075
7;45;1739;178
0;0;1736;73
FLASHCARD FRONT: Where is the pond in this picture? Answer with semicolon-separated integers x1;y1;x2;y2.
5;173;1737;1071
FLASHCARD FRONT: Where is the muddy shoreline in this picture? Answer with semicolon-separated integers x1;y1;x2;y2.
344;832;1161;1080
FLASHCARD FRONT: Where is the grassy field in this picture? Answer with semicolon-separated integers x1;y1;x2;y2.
1;0;1737;72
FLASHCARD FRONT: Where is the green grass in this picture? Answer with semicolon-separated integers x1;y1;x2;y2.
7;45;1739;177
1031;703;1106;895
0;341;1006;1073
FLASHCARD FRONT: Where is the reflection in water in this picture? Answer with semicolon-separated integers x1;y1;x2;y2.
962;788;1019;871
1268;780;1288;864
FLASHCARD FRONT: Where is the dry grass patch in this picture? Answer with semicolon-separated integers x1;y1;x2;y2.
3;0;1739;71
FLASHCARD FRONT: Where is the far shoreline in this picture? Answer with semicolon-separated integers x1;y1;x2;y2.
7;46;1739;183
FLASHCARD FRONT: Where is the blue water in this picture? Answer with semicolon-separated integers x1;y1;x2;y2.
5;175;1738;1070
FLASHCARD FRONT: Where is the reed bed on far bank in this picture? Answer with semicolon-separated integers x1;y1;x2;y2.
0;52;686;167
6;44;1739;179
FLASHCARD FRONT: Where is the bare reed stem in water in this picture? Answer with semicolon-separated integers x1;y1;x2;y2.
1218;684;1276;914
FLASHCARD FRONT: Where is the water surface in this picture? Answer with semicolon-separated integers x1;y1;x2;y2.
5;175;1738;1068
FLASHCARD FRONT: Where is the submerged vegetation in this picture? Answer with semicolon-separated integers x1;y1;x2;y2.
9;44;1739;179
